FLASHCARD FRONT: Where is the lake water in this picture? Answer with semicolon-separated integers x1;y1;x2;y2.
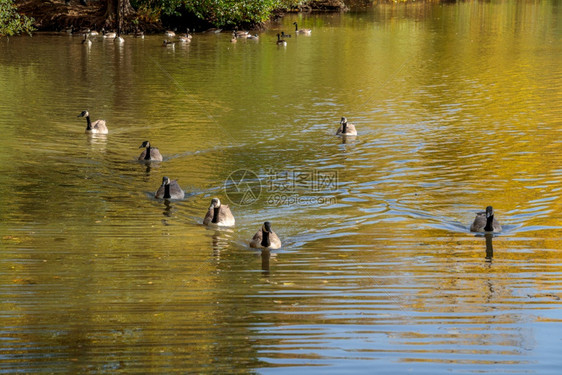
1;1;561;373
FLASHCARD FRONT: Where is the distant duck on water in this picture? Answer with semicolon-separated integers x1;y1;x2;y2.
470;206;502;233
78;110;108;134
138;141;163;162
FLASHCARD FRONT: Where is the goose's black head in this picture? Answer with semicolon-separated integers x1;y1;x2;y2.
139;140;150;149
78;110;89;118
210;198;221;208
263;221;272;233
161;176;170;186
485;206;494;219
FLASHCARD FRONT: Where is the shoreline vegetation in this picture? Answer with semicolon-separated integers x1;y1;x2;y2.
2;0;353;36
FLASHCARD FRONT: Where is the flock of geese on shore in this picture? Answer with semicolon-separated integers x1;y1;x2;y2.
78;22;312;48
78;107;502;252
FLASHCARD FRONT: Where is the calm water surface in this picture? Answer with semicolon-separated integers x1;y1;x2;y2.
1;1;562;373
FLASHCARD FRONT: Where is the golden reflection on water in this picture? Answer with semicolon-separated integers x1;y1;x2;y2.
0;1;561;373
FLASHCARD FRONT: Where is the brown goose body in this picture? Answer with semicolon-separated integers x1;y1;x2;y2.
78;110;108;134
250;222;282;250
293;22;311;35
138;141;163;161
470;206;502;233
336;116;357;136
203;198;235;226
155;176;184;200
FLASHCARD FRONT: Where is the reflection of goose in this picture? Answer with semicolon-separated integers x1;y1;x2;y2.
293;22;311;35
336;116;357;136
485;233;494;260
155;176;185;200
470;206;502;233
203;198;235;226
250;222;282;249
138;141;163;161
78;110;108;134
261;249;271;274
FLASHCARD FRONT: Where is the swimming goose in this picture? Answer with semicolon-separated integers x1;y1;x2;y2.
249;222;282;249
103;30;116;39
165;30;176;38
276;33;287;46
155;176;185;200
178;28;192;43
336;116;357;136
162;39;175;47
235;27;249;38
138;141;163;161
134;30;144;38
203;198;235;226
179;34;191;43
470;206;502;233
281;31;291;38
78;110;108;134
293;22;311;35
115;33;124;43
230;32;237;43
81;34;92;46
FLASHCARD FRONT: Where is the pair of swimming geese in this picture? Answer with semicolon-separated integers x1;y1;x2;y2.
199;196;281;250
276;22;312;45
153;180;281;249
78;110;358;137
